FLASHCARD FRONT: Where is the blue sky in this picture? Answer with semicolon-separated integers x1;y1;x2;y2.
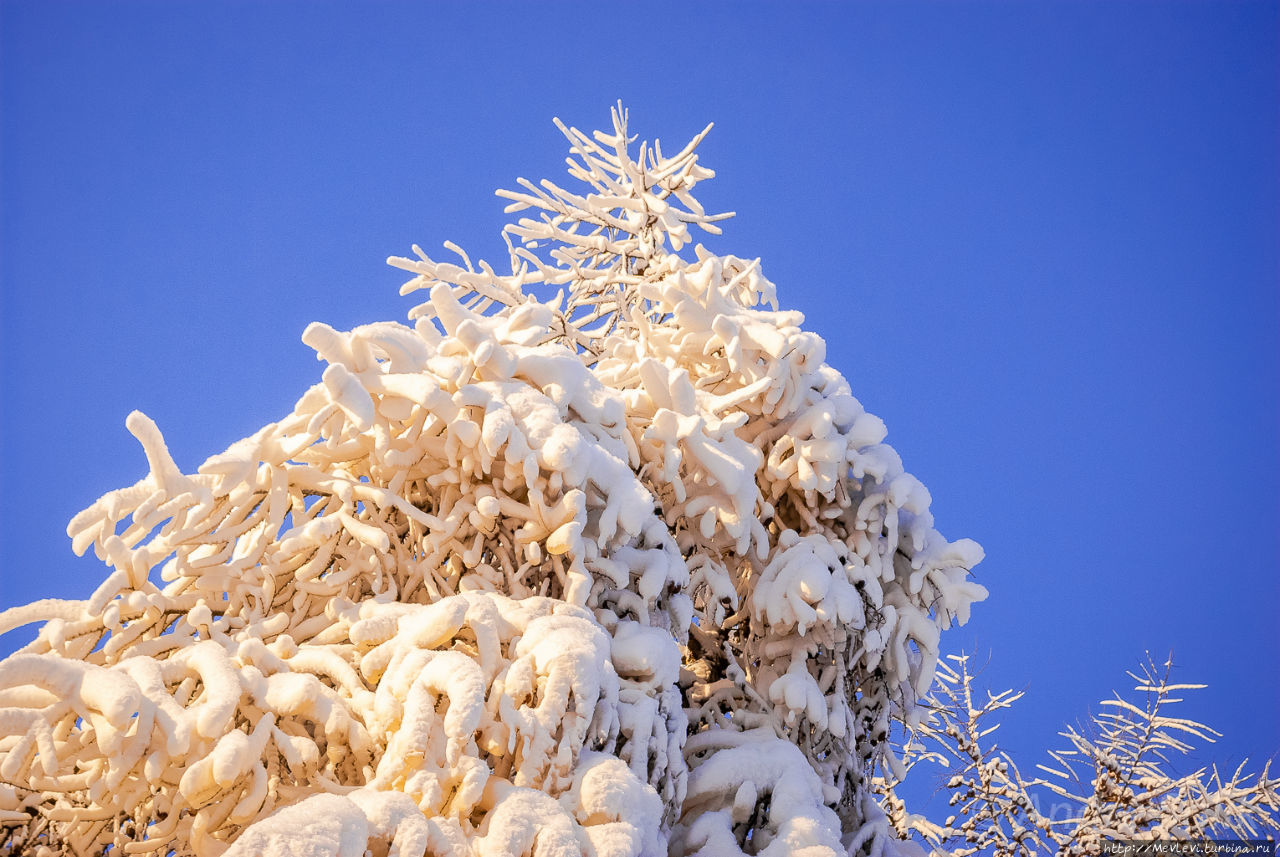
3;0;1277;814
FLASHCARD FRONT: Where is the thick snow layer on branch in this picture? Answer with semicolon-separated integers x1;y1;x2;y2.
0;105;983;857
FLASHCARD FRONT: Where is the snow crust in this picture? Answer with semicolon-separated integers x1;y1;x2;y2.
0;106;983;857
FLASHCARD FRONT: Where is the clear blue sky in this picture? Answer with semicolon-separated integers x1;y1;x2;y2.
3;0;1276;810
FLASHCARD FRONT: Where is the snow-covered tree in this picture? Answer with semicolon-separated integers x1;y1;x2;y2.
0;105;986;857
879;654;1280;854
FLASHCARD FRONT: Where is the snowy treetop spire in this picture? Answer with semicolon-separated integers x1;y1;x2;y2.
391;102;745;355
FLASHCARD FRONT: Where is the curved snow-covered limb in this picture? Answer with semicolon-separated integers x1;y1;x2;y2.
369;649;488;811
225;787;475;857
559;751;664;857
501;612;619;793
222;792;374;857
0;601;90;639
674;738;844;857
473;780;581;857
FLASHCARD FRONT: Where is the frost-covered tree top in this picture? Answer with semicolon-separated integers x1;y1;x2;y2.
0;106;985;857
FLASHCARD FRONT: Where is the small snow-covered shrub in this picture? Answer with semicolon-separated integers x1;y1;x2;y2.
0;106;984;857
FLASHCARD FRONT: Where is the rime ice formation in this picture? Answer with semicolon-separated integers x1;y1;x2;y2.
0;106;985;857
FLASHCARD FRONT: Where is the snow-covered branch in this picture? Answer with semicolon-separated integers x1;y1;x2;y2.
880;654;1280;855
